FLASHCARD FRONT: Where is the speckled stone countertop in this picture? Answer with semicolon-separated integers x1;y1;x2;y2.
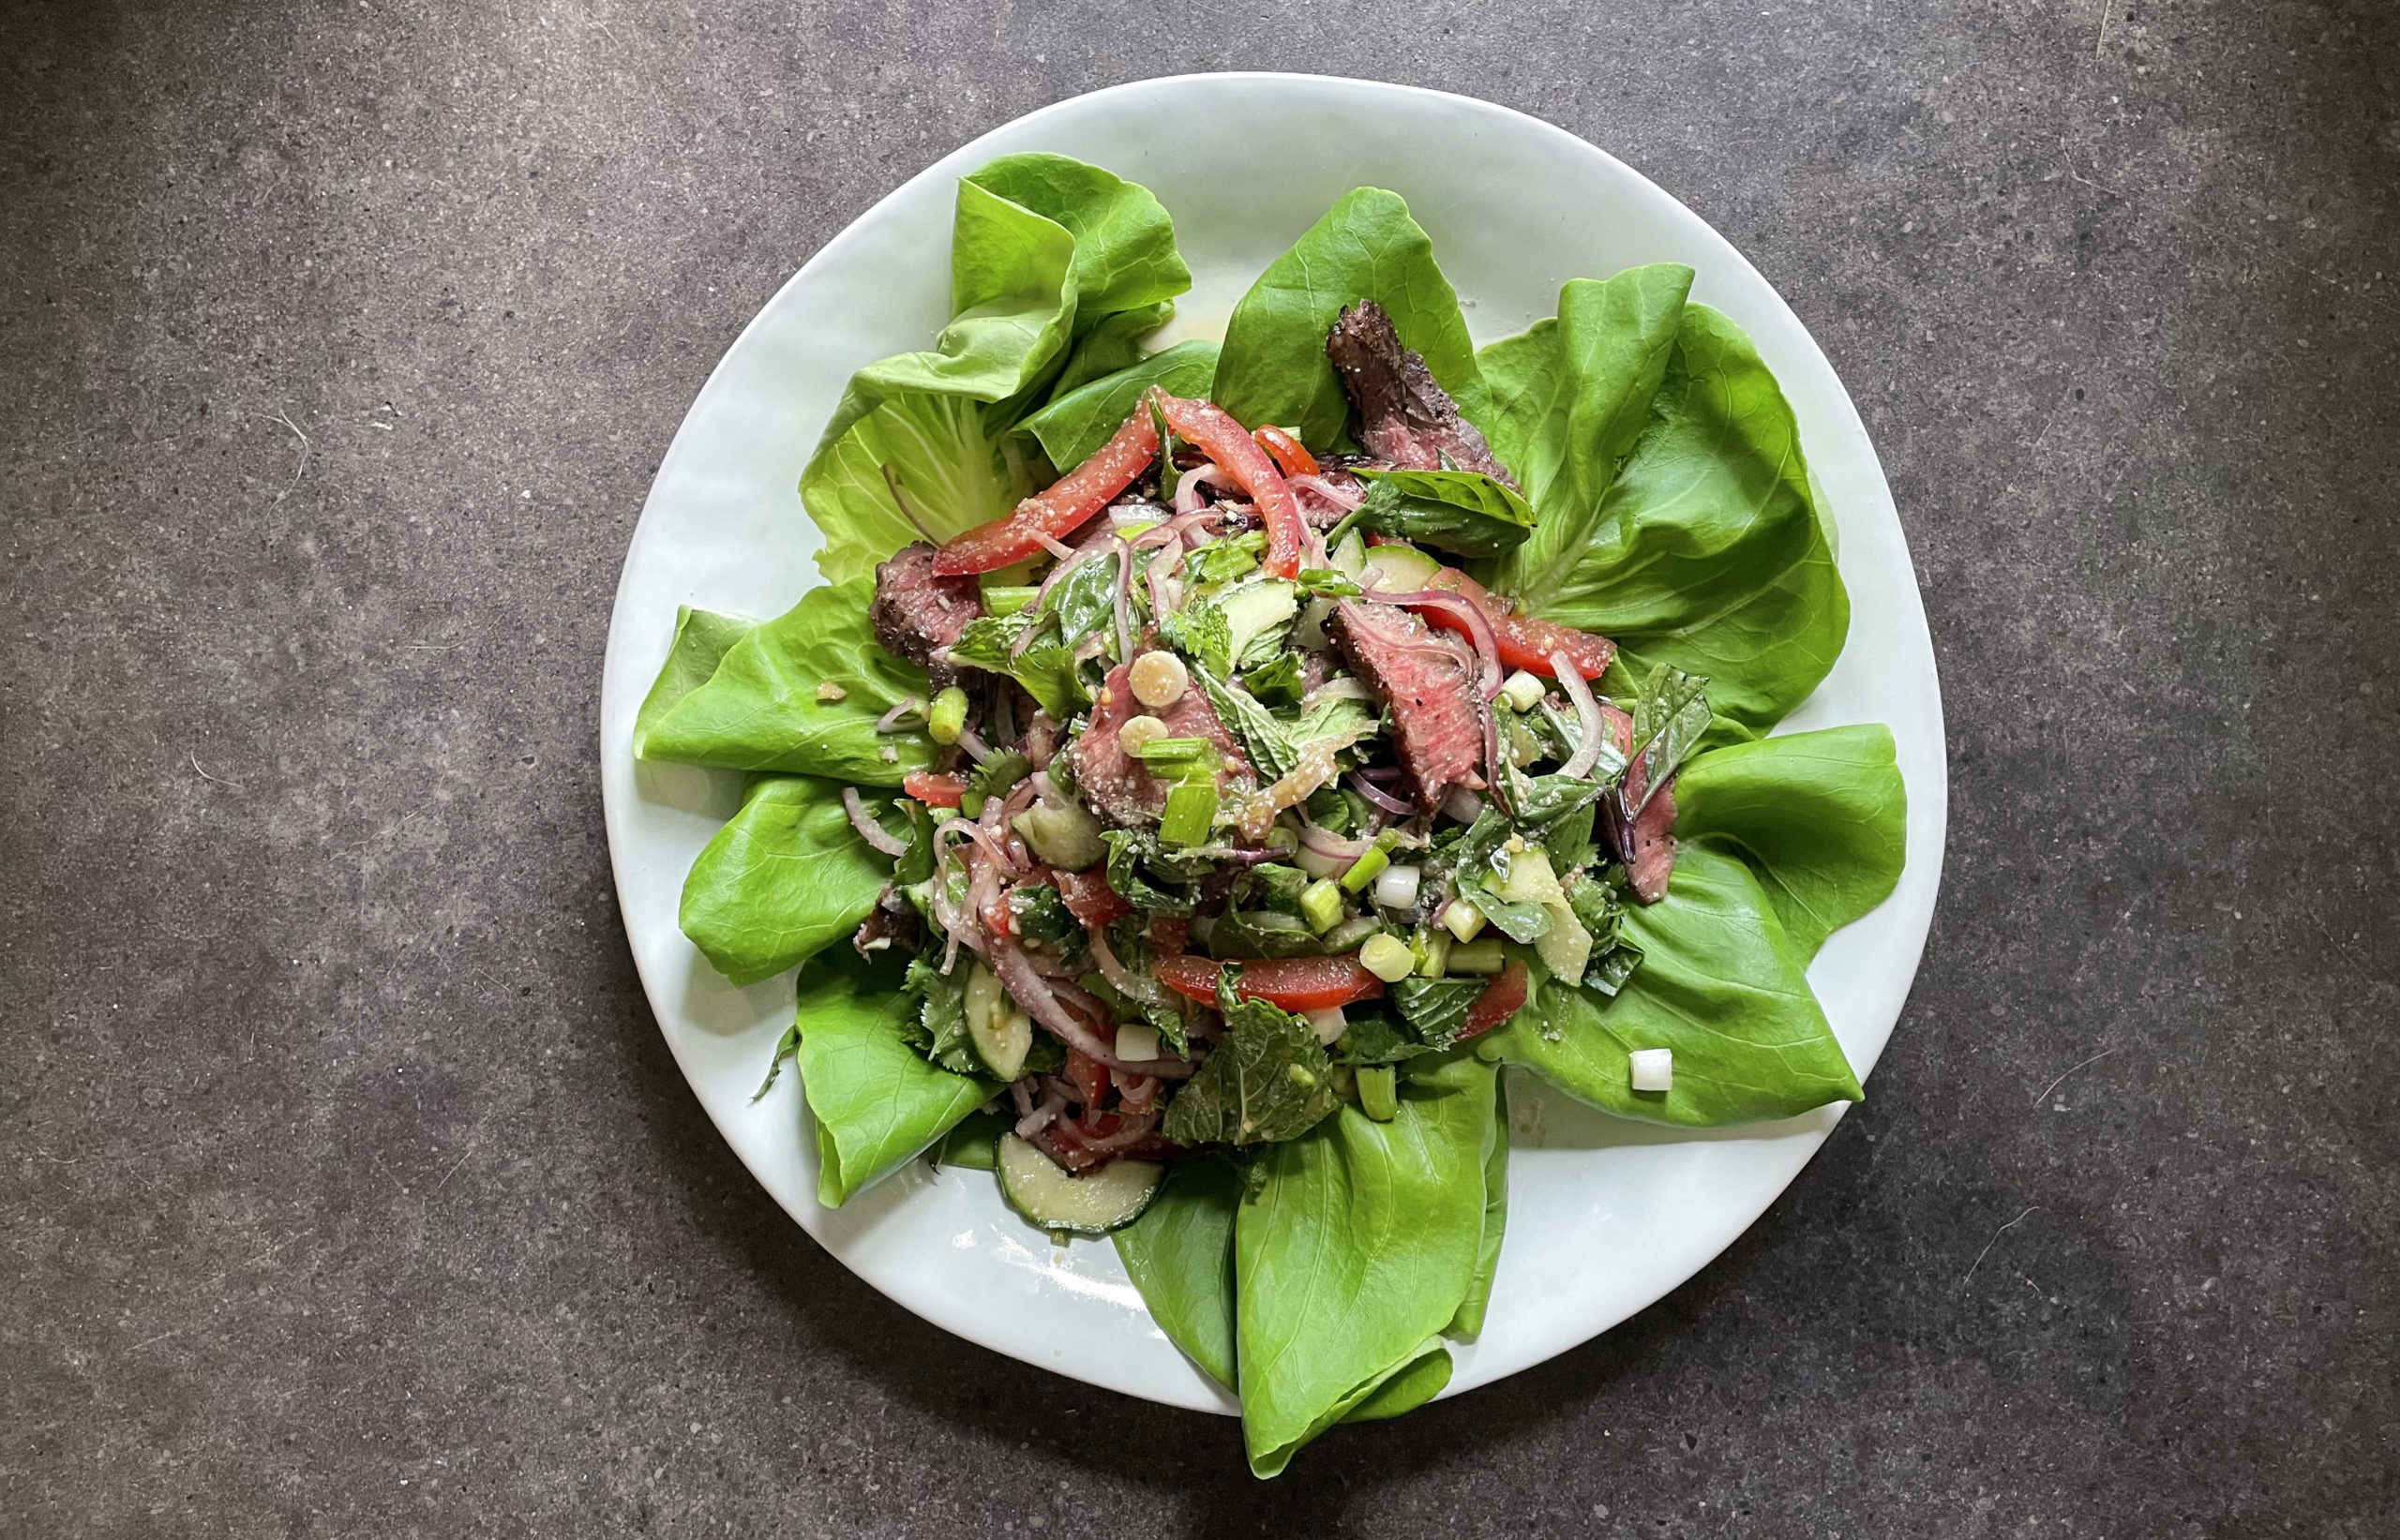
3;2;2392;1534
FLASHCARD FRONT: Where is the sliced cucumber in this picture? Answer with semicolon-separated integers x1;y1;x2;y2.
996;1135;1162;1233
1012;799;1104;872
1359;543;1442;594
1215;577;1298;665
964;962;1032;1081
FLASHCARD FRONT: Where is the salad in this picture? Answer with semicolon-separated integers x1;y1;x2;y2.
632;155;1907;1474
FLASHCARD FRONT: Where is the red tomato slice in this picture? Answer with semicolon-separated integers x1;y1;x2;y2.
1425;568;1616;680
1154;953;1387;1012
1064;1046;1109;1109
1151;390;1307;579
1461;960;1530;1038
1054;868;1132;929
931;407;1161;576
903;770;967;808
1252;424;1320;478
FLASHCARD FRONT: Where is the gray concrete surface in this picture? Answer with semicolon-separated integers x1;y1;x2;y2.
4;1;2393;1533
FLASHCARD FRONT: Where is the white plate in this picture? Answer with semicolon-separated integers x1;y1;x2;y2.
600;74;1946;1414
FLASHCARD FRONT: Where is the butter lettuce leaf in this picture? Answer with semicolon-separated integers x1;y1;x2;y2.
1235;1051;1498;1475
679;776;897;985
793;951;996;1207
637;579;936;784
1212;187;1481;446
1479;845;1862;1126
1019;339;1219;471
632;606;754;757
1112;1156;1241;1392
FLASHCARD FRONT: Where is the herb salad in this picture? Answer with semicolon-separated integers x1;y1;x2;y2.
633;155;1908;1474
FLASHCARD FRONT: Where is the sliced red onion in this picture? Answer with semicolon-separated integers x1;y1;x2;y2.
1001;777;1041;818
1303;677;1373;705
1347;771;1414;817
1442;785;1486;823
1071;1111;1162;1153
841;786;909;859
1173;461;1227;516
1082;922;1145;1001
1033;530;1077;561
1297;820;1372;860
954;725;993;765
1111;542;1135;661
1014;1090;1068;1140
1367;590;1504;700
1288;472;1367;513
1009;1079;1037;1118
987;938;1192;1079
936;815;1016;876
874;695;924;734
1553;649;1610;779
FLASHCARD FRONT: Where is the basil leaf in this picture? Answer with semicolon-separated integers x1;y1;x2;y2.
1235;1052;1497;1475
944;609;1088;720
793;951;996;1206
1244;651;1305;708
1181;531;1265;589
677;776;896;985
1100;830;1198;917
1330;1007;1434;1066
1478;845;1862;1126
1005;882;1081;948
1205;909;1326;961
1113;1156;1242;1392
1625;662;1712;811
1463;877;1551;944
1211;187;1483;447
1043;549;1123;651
1342;468;1537;558
638;579;936;785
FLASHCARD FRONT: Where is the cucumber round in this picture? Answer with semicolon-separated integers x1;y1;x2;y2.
1359;544;1442;594
964;963;1031;1081
996;1135;1162;1234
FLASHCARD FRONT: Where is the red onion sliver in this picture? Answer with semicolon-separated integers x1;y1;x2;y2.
841;786;909;859
1553;650;1610;780
954;725;993;765
1297;819;1372;860
1347;771;1414;817
874;695;923;734
1173;461;1226;516
1288;472;1367;513
987;938;1192;1079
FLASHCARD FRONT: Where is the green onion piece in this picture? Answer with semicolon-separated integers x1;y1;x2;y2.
959;789;986;820
1131;736;1211;763
982;585;1039;617
1298;878;1342;934
1415;929;1451;978
1358;933;1416;982
1447;939;1506;975
1339;844;1390;893
1441;898;1487;943
1159;780;1219;847
927;686;968;745
1358;1065;1399;1122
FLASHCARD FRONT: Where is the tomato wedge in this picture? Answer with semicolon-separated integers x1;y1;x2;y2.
1461;960;1530;1038
931;407;1160;576
903;770;967;808
1425;567;1616;680
1252;424;1320;478
1054;868;1132;929
1150;389;1306;579
1154;953;1387;1012
1064;1046;1110;1109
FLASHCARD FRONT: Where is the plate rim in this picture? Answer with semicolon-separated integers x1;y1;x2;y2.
599;70;1948;1415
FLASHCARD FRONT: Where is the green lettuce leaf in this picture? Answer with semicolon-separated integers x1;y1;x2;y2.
1341;468;1537;559
792;951;996;1206
1018;339;1220;471
636;579;936;784
964;153;1190;327
1671;724;1908;957
678;776;896;985
801;393;1033;587
1112;1156;1241;1391
1449;1069;1509;1339
1342;1344;1453;1423
1211;187;1482;446
1046;300;1176;399
1236;1051;1498;1475
1481;284;1846;743
1479;844;1862;1126
1480;264;1693;579
632;606;754;756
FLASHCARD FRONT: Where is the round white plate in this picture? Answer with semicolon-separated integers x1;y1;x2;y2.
600;74;1946;1414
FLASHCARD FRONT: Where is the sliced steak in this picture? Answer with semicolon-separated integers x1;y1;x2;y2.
870;541;982;688
1062;655;1252;828
1326;301;1516;486
1600;705;1676;903
851;885;921;961
1326;598;1487;813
